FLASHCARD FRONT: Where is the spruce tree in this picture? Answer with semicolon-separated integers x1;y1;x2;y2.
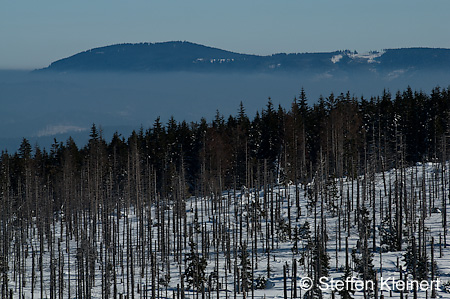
185;239;207;291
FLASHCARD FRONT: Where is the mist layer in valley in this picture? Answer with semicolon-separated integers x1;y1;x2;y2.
1;69;450;152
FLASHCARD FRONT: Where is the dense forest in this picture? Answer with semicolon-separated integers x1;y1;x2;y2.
1;86;450;298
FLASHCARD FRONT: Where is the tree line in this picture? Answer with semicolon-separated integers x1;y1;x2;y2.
4;86;450;204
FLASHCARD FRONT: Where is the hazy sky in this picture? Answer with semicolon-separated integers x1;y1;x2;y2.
2;0;450;69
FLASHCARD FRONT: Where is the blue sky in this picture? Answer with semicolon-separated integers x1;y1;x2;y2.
1;0;450;69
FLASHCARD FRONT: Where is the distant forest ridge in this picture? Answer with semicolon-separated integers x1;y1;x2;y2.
6;85;450;198
39;41;450;73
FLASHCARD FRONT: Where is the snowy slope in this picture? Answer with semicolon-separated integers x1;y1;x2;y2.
5;162;450;298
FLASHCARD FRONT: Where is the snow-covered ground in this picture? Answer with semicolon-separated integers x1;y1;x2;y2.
5;162;450;298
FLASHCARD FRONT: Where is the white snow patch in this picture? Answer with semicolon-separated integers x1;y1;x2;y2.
209;58;234;63
331;54;343;64
331;51;384;64
349;50;385;63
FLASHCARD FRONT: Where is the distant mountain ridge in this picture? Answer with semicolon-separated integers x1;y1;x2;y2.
39;41;450;73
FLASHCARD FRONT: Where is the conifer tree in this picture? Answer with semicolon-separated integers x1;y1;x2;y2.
185;238;207;291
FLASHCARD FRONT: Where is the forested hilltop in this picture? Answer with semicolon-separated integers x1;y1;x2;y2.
39;41;450;73
2;86;450;298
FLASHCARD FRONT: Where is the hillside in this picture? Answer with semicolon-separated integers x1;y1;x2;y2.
3;162;450;298
3;87;450;298
39;41;450;73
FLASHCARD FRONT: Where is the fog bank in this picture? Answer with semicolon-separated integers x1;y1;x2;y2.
1;70;449;152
